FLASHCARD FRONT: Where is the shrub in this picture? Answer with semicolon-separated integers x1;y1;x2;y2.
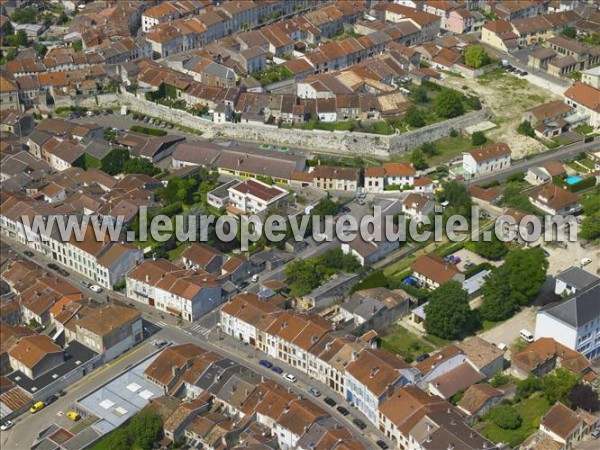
489;405;522;430
471;131;487;146
130;125;167;136
517;120;535;137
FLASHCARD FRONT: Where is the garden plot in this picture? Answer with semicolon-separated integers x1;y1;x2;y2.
441;70;559;159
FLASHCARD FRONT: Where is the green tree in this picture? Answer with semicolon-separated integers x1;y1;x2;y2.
412;86;429;103
410;148;428;170
434;89;465;119
516;376;542;399
580;211;600;240
106;428;131;450
72;40;83;52
503;247;548;305
517;120;535;137
468;234;508;260
421;142;439;157
490;372;511;388
101;148;130;175
488;405;522;430
2;20;14;35
129;410;163;450
542;368;578;404
424;281;475;340
11;7;37;24
561;27;577;39
122;157;160;176
15;29;28;46
404;106;426;128
35;43;48;57
57;11;69;25
312;197;338;216
480;268;518;321
464;45;491;68
471;131;487;146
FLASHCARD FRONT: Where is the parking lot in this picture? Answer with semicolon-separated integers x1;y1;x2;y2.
536;239;599;277
451;248;503;272
479;307;537;350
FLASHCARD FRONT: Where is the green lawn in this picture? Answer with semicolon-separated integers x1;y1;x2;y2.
482;395;551;447
167;243;188;261
575;124;594;135
380;324;434;362
391;134;495;166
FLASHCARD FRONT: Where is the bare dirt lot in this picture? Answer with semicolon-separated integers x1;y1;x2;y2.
441;69;559;159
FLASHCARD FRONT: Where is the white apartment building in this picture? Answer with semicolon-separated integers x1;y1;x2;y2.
126;258;223;321
462;143;511;178
535;282;600;361
227;179;289;214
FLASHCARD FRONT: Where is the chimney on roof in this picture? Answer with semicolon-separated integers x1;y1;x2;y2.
426;435;432;443
352;351;359;361
172;365;178;377
325;342;332;351
146;274;150;283
370;366;379;378
447;444;454;450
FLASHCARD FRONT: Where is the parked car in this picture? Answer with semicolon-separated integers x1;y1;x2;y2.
520;71;528;76
591;429;600;439
29;401;45;413
581;258;592;266
308;387;321;397
416;353;430;363
57;269;70;277
23;250;34;257
46;395;58;404
154;340;167;347
80;280;91;288
376;440;390;449
143;117;150;123
259;359;273;369
283;373;297;383
89;285;102;293
353;418;367;430
66;411;80;421
324;397;336;407
48;263;59;271
271;366;283;374
336;406;349;416
519;329;534;343
464;262;476;269
0;420;14;431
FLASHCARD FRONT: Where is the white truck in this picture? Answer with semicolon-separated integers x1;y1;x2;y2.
120;105;128;116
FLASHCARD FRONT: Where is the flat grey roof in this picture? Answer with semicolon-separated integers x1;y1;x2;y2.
77;354;163;433
556;266;599;290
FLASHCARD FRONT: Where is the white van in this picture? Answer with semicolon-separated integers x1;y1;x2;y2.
519;329;534;343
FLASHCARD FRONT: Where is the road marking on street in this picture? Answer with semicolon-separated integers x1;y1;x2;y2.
190;324;211;337
157;321;168;327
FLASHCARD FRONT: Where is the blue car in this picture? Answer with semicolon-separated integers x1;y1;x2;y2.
259;359;273;369
271;366;283;374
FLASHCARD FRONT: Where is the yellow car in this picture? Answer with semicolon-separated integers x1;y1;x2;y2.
29;401;45;413
66;411;80;421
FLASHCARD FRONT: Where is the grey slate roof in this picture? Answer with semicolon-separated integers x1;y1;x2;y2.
542;281;600;328
556;267;599;290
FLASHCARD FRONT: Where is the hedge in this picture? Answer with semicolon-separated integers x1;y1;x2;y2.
570;176;596;193
464;262;494;278
131;125;167;136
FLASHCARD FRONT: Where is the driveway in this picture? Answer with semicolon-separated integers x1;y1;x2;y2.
479;307;537;349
